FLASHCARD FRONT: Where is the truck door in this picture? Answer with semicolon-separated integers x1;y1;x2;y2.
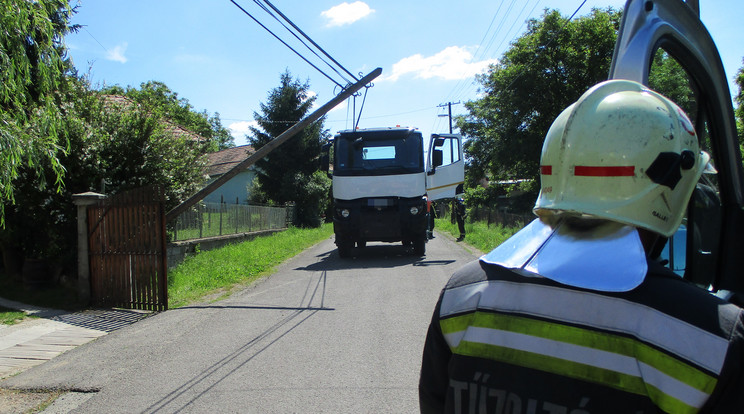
610;0;744;295
426;134;465;200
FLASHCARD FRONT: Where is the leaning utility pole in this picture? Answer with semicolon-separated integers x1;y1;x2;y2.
166;68;382;222
437;101;460;134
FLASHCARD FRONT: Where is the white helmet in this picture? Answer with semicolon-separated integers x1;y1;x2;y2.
534;79;710;238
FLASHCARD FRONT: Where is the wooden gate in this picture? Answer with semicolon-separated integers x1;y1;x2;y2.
87;186;168;311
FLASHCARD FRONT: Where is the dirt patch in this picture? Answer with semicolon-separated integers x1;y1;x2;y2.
0;388;59;414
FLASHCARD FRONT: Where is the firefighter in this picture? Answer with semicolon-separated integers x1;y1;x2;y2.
419;80;744;413
452;197;466;242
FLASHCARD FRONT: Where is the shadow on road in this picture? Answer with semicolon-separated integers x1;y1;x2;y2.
142;268;330;413
296;243;457;272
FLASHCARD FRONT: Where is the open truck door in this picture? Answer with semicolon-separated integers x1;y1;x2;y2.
426;134;465;201
610;0;744;298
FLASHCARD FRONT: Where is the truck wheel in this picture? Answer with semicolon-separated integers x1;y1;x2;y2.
413;239;426;256
338;241;354;258
357;241;366;248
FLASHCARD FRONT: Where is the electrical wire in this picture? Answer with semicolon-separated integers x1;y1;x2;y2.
259;0;359;84
447;0;586;106
498;0;587;94
447;0;542;104
229;0;345;89
229;0;376;128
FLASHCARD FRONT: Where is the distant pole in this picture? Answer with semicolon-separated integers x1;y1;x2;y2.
438;101;460;134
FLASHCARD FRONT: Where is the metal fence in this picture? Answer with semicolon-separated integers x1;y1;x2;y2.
467;206;534;228
169;202;292;242
436;203;533;229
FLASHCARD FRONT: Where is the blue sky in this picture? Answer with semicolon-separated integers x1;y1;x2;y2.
66;1;743;146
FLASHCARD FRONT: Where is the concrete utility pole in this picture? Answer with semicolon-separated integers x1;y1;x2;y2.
166;67;382;222
437;101;460;134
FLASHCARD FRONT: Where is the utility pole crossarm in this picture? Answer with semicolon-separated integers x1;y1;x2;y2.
438;101;460;134
166;67;382;222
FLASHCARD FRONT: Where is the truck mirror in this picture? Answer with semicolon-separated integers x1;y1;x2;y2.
320;142;331;173
433;138;445;147
432;149;443;169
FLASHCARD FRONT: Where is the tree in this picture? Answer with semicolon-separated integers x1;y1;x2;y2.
0;0;78;226
458;8;621;210
248;71;330;227
2;74;209;275
648;49;696;116
102;81;234;151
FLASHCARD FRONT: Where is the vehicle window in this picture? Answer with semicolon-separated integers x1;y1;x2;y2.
363;146;395;160
334;133;424;175
650;47;722;286
433;137;460;167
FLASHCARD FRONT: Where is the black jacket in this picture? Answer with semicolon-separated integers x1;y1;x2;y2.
419;260;744;413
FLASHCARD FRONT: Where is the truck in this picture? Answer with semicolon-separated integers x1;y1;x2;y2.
610;0;743;303
323;127;464;258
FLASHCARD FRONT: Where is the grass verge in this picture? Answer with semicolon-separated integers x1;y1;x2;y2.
434;217;524;254
0;306;31;326
168;224;333;308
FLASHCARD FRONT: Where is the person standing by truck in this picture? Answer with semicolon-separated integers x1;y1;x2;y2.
419;80;744;413
452;198;466;242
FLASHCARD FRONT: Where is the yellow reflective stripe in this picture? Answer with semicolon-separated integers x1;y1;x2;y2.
441;312;718;408
457;340;699;414
440;280;729;374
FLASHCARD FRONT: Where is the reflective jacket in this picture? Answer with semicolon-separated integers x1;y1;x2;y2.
419;260;744;414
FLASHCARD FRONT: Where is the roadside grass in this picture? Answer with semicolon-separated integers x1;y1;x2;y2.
1;219;516;316
435;217;524;254
168;224;334;308
0;306;31;326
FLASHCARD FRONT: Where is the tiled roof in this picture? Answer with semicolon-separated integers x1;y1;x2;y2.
102;95;206;143
206;145;255;176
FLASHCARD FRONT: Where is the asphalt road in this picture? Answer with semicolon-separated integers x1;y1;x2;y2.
1;233;480;413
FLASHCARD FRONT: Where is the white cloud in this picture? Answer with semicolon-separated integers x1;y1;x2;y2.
303;90;318;104
106;42;128;63
383;46;498;82
228;121;258;145
321;2;374;27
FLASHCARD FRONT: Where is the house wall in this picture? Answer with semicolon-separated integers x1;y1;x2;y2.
203;170;256;204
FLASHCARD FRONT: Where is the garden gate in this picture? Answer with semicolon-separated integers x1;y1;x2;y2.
87;186;168;311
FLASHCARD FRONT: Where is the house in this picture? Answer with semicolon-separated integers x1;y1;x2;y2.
204;145;256;204
103;94;256;204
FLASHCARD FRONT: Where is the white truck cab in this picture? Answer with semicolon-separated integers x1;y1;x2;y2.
325;127;464;258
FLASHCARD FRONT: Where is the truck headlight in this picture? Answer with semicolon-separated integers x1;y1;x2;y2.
410;206;420;215
340;209;350;218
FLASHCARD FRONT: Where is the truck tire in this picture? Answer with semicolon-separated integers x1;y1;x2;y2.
413;239;426;256
357;241;366;248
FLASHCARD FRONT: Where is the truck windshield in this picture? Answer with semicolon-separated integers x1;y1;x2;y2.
334;132;424;176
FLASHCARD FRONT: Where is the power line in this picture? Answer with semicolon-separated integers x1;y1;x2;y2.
259;0;358;84
446;0;542;104
229;0;374;128
447;0;586;105
498;0;587;94
228;0;345;89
